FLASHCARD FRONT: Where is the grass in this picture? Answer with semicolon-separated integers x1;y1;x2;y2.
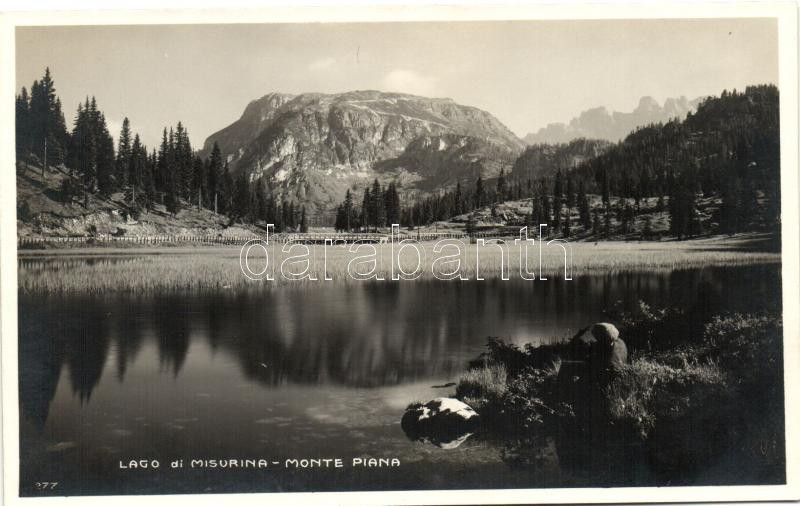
455;364;508;410
455;308;785;484
18;235;780;293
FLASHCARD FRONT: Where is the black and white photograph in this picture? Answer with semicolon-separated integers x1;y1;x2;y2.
1;3;798;504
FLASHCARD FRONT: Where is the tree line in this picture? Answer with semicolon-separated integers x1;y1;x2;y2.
16;68;308;232
17;69;779;239
334;180;400;232
331;84;779;239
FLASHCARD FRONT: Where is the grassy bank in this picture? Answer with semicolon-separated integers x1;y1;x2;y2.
18;235;780;293
455;305;785;485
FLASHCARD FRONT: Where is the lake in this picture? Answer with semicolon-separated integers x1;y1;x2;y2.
17;259;782;495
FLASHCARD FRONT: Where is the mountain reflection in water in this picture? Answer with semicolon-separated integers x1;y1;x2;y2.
17;263;781;494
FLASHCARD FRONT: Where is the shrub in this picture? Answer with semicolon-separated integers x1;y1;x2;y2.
469;337;566;375
17;199;33;221
460;308;785;484
59;177;81;203
604;356;727;439
503;361;571;431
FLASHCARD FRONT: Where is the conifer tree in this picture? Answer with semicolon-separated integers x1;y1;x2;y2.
496;168;507;202
116;117;132;189
361;187;372;231
300;206;308;232
221;162;233;215
192;156;207;209
15;87;31;155
254;180;268;223
28;68;69;167
343;189;354;232
233;172;251;222
207;142;223;214
370;179;385;228
474;176;484;209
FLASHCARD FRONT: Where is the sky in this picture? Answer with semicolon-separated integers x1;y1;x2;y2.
16;18;778;149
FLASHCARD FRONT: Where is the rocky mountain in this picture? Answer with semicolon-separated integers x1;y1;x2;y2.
523;96;704;145
200;91;525;215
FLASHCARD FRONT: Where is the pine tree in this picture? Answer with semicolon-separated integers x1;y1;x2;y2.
474;176;484;209
207;142;223;213
335;204;345;232
116;117;132;189
233;172;251;222
300;206;308;232
222;162;233;216
370;179;385;228
156;128;170;197
28;68;69;168
128;134;146;204
496;168;507;202
384;182;401;225
273;197;283;232
554;170;563;200
192;156;207;209
94;109;116;197
566;176;575;209
144;149;157;208
164;127;181;215
453;182;463;215
669;185;692;239
553;194;562;230
577;181;591;229
15;87;31;155
361;187;372;231
252;179;267;223
69;100;98;207
343;189;355;232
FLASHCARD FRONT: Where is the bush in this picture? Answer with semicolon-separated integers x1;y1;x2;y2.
17;200;33;221
502;361;572;431
468;337;566;375
59;177;81;203
604;356;727;439
458;308;785;485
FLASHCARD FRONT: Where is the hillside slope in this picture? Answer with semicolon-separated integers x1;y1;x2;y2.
16;161;259;239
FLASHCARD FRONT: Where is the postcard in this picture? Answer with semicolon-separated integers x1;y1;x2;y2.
1;3;798;504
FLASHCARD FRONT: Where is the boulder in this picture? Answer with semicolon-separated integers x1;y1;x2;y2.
588;323;628;374
401;398;479;448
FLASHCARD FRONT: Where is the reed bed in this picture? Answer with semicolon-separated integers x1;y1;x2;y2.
17;238;780;294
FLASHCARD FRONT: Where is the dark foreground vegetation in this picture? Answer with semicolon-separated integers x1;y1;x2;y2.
456;302;785;486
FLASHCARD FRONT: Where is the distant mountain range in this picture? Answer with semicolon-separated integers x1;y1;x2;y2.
523;96;704;145
200;91;526;214
200;90;712;214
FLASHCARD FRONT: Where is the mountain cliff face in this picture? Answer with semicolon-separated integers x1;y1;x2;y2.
523;96;704;145
200;91;525;214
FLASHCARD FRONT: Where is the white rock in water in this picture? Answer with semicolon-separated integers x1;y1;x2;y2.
401;397;479;449
420;397;477;421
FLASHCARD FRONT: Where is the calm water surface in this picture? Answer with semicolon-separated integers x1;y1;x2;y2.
18;259;782;495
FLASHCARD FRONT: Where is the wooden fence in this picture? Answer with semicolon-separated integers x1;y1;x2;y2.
18;228;530;248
